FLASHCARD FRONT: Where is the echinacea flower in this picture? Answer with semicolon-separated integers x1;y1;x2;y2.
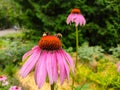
9;86;22;90
20;33;74;88
0;76;7;81
117;62;120;72
66;8;86;90
66;8;86;27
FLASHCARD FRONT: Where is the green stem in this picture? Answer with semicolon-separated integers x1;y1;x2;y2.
75;26;79;67
51;83;54;90
72;75;75;90
72;26;79;90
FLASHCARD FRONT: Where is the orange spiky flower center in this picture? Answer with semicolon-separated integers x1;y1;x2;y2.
15;86;19;89
38;36;62;50
0;76;3;78
71;8;81;14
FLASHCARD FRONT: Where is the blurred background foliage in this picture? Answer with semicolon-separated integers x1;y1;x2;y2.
0;0;119;52
0;32;36;69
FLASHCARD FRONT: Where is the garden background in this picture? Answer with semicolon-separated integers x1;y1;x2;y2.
0;0;120;90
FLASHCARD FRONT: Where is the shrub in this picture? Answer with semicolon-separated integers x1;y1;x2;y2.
0;32;36;69
13;0;120;52
76;59;120;89
0;41;35;68
109;45;120;59
0;0;26;29
78;42;104;63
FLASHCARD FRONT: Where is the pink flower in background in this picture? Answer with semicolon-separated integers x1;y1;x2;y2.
117;62;120;72
9;86;22;90
0;76;7;81
2;80;9;86
20;34;74;88
0;76;9;86
66;8;86;27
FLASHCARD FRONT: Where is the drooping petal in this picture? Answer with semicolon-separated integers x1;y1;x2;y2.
22;46;39;60
56;50;68;84
66;13;86;27
22;50;32;61
66;14;71;24
66;14;74;25
61;49;74;73
20;47;41;78
81;16;86;25
35;51;47;88
46;51;53;84
52;52;58;82
59;50;70;78
78;14;86;26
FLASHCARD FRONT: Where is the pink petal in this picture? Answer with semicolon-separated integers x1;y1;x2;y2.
117;62;120;67
56;51;68;84
117;62;120;72
52;52;58;82
78;15;86;26
22;46;39;60
61;49;74;73
22;50;33;61
60;50;70;78
20;47;41;78
118;66;120;72
35;51;47;88
66;13;86;27
66;14;74;25
59;50;70;79
46;51;53;84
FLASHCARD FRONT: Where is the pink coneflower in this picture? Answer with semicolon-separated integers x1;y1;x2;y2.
0;76;7;81
9;86;22;90
20;33;74;88
117;62;120;72
66;8;86;90
66;8;86;27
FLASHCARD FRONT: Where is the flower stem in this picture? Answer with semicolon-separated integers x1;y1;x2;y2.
72;75;75;90
51;83;54;90
72;26;79;90
75;26;79;67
